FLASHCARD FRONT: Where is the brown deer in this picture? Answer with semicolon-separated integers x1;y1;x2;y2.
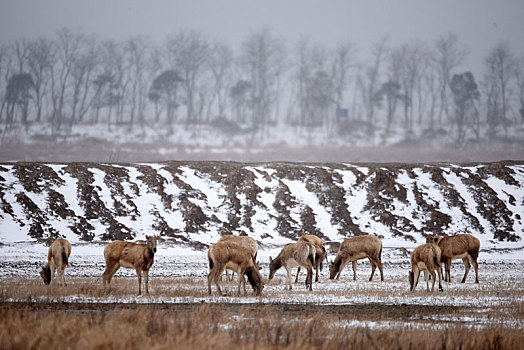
409;243;443;292
208;241;263;296
426;233;480;283
269;241;316;291
329;235;384;281
294;234;328;283
102;236;157;295
217;235;258;281
40;238;71;285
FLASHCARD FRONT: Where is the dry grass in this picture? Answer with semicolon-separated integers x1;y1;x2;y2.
1;303;523;350
1;275;523;349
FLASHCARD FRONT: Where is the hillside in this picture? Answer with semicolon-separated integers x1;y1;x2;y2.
0;161;522;251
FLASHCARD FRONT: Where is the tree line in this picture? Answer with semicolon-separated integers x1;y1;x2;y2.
0;28;523;145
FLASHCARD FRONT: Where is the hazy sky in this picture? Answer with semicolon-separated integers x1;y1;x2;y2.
1;0;523;75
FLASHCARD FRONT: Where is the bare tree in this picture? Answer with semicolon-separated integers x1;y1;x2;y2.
358;37;388;131
165;30;209;126
483;41;517;138
148;69;183;127
69;34;98;128
516;57;524;124
50;28;80;131
432;33;467;126
450;71;480;144
99;40;128;127
207;40;233;121
329;41;356;130
5;72;34;128
0;46;15;125
27;38;53;123
124;36;150;127
239;28;287;137
292;37;329;128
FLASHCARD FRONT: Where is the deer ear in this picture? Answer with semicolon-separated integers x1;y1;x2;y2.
269;256;273;263
146;235;150;240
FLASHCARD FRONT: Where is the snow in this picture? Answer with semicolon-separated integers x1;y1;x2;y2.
0;162;523;253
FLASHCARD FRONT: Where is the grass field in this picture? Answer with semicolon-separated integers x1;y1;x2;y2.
1;244;524;349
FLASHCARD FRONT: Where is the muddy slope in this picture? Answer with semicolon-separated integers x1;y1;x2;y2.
0;161;522;246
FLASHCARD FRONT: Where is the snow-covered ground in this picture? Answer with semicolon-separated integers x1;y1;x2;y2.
1;162;523;250
1;242;523;330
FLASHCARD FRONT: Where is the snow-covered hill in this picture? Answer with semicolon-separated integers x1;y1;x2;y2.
0;161;522;252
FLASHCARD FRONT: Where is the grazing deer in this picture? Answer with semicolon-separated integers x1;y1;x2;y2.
329;235;384;282
269;241;316;291
426;233;480;283
208;241;263;296
409;243;443;292
40;238;71;286
102;236;157;295
294;234;328;283
217;235;258;281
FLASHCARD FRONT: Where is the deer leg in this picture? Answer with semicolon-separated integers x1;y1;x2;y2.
471;257;479;284
237;272;242;296
207;269;214;295
103;263;120;286
136;269;142;295
430;270;436;292
285;267;292;290
410;268;419;291
461;257;471;283
62;266;67;286
48;261;56;285
335;259;347;280
306;265;313;291
294;267;301;284
213;266;226;296
444;258;452;282
352;260;357;281
144;270;149;295
315;265;320;283
437;266;443;292
58;267;65;286
375;258;384;281
368;258;376;281
423;271;430;292
413;268;421;291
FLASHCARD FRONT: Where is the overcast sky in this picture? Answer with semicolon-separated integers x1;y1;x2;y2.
1;0;523;76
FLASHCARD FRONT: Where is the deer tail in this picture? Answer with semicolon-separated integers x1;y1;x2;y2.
308;244;316;267
433;247;442;268
208;250;214;270
62;251;69;266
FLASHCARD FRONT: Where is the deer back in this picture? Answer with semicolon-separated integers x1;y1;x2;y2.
284;241;315;266
339;235;382;259
436;234;480;258
411;243;441;270
49;238;71;268
299;235;326;262
217;235;258;258
209;241;257;271
105;240;152;270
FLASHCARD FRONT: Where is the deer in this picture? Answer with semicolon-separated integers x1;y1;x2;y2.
294;234;328;283
207;241;263;296
268;241;316;291
40;238;71;286
217;235;258;281
329;235;384;282
426;233;480;283
409;243;444;292
102;235;157;295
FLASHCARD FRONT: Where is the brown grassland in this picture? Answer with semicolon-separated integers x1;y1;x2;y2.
1;276;523;349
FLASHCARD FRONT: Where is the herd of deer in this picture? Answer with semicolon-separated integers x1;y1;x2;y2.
39;233;481;296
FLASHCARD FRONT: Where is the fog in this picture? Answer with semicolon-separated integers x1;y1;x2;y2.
0;0;523;163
